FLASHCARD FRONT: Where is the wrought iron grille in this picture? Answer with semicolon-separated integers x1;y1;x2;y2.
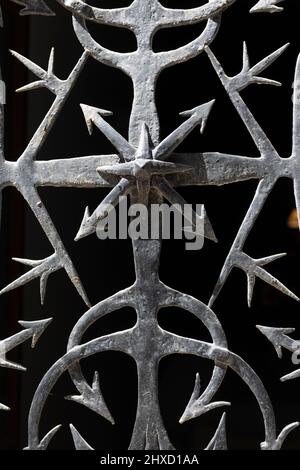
1;0;300;450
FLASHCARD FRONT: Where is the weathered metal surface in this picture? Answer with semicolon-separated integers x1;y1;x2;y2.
0;0;300;451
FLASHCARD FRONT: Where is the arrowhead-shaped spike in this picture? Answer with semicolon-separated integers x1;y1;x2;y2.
250;0;285;14
256;325;295;358
179;373;230;424
69;424;94;450
18;318;52;348
1;255;54;301
65;372;114;424
80;104;113;135
180;99;215;134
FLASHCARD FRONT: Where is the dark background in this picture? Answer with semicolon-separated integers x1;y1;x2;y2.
1;0;300;450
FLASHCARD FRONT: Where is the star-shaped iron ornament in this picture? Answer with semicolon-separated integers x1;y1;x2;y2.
76;101;217;243
206;42;300;308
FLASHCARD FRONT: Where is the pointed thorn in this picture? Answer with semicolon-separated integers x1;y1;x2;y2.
242;42;250;72
256;252;287;266
40;272;49;305
255;265;300;302
69;424;94;450
205;413;228;450
38;425;62;450
10;49;46;79
281;368;300;382
204;217;218;243
0;403;10;411
192;373;201;400
136;122;152;159
208;268;232;309
251;43;289;76
253;77;282;87
247;273;256;308
75;207;91;241
15;80;45;93
47;48;55;75
205;45;224;72
12;257;43;267
0;358;26;372
276;422;300;448
281;369;300;381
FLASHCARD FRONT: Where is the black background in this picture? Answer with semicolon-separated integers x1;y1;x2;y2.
1;0;300;451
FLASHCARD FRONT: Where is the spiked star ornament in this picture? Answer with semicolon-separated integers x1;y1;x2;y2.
206;42;300;309
76;101;217;242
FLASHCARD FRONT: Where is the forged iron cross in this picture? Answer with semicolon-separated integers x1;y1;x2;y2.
1;0;300;450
